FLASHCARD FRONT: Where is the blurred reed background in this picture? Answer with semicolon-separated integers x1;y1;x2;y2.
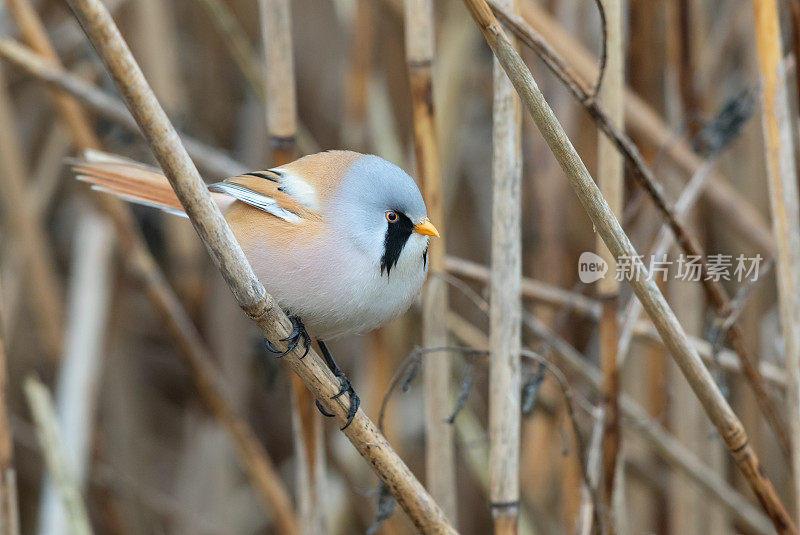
0;0;797;533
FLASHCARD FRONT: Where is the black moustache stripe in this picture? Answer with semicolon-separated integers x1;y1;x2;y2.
381;211;414;276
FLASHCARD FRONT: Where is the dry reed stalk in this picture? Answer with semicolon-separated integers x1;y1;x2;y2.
489;0;792;463
516;0;775;258
0;288;20;535
259;0;298;165
595;0;623;520
446;310;774;535
24;377;93;535
0;39;247;178
36;212;113;535
0;63;63;359
342;0;373;148
257;1;324;532
487;0;522;533
751;0;800;518
404;0;457;522
1;4;300;531
63;0;457;531
459;1;795;531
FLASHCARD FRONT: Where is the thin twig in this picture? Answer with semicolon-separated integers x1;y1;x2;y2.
589;0;608;99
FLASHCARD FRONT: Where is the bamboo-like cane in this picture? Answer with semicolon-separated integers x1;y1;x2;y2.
257;1;325;532
24;377;93;535
487;0;792;460
404;0;457;522
0;287;20;535
0;63;62;359
487;1;522;533
63;0;456;532
751;0;800;519
595;0;623;523
516;0;775;257
1;4;299;532
459;1;795;532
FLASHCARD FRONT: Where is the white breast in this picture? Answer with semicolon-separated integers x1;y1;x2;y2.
242;229;429;340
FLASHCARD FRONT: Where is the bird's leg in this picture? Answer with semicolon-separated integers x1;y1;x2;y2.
313;339;361;430
264;315;310;359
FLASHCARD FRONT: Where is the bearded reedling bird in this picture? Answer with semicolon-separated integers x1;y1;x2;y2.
71;150;439;428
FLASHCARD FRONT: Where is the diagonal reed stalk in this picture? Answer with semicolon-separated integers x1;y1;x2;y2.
403;0;457;522
487;0;791;460
459;0;795;532
62;0;457;532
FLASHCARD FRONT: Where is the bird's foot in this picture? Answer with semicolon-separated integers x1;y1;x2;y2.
313;340;361;430
315;371;360;430
264;315;310;359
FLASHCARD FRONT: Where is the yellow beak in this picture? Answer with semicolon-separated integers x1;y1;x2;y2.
414;218;440;237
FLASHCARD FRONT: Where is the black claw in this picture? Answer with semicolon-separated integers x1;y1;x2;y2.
315;399;335;418
341;391;360;430
316;340;360;430
264;316;310;358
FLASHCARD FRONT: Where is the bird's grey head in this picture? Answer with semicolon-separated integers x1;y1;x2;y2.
329;155;431;276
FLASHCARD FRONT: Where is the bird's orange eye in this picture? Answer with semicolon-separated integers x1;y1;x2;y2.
386;210;398;223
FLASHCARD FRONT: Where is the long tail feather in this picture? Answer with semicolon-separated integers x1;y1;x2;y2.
70;150;188;216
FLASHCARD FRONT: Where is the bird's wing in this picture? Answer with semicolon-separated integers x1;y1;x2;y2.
211;168;325;223
208;172;310;223
210;151;366;222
